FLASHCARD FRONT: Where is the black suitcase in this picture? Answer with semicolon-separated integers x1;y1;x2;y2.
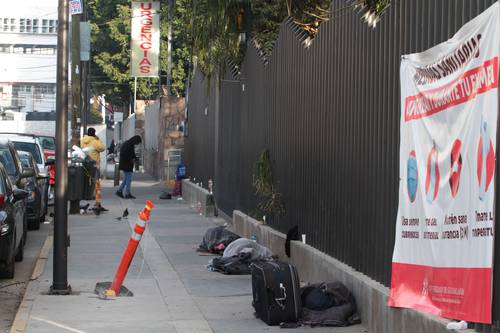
250;261;301;325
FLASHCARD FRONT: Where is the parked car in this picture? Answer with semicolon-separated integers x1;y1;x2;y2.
0;163;28;278
0;134;48;175
17;151;48;230
36;135;55;206
0;139;35;246
0;133;54;206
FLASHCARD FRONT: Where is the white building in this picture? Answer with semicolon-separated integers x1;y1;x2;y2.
0;0;58;112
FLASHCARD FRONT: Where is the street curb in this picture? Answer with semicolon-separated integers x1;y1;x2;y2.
9;235;53;333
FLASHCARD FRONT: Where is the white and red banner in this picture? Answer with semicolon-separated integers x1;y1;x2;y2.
388;3;500;324
131;1;160;77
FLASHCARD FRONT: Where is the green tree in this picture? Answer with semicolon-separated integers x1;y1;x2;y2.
87;0;166;106
86;0;391;105
88;109;103;125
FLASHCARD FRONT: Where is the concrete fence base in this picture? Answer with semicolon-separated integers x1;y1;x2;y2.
182;180;215;217
232;210;466;333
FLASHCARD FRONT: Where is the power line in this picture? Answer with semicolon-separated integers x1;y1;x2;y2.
8;65;57;70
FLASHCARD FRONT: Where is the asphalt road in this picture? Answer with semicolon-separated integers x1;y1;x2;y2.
0;216;52;333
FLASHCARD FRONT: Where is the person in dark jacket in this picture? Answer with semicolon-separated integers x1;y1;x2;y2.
116;135;142;199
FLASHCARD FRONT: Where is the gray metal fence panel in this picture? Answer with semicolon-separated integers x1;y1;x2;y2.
144;101;160;152
185;0;500;328
122;114;136;142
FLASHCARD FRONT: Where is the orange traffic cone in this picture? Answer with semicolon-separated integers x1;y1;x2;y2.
109;200;155;295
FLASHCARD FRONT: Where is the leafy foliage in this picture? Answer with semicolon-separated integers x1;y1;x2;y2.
87;0;391;106
251;0;334;56
88;0;166;106
253;149;284;219
88;109;103;125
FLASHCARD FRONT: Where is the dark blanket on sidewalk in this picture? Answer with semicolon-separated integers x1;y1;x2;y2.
198;226;240;254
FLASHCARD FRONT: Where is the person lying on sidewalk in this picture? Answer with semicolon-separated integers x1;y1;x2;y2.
116;135;142;199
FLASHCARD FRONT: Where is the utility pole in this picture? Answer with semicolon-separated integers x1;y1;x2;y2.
51;0;71;295
71;9;82;146
69;7;82;215
81;3;90;135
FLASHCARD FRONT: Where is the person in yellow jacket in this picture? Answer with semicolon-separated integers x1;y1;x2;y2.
80;127;105;165
81;127;107;212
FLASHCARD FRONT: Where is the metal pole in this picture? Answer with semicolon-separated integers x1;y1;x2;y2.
69;7;82;215
51;0;71;295
81;2;88;134
134;77;137;113
81;61;88;134
70;11;81;147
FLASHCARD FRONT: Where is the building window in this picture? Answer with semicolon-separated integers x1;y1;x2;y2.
11;44;56;54
49;20;56;33
0;17;57;34
42;19;48;33
0;45;8;53
13;84;33;93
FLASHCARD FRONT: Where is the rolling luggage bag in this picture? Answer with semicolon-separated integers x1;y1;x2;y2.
250;261;301;325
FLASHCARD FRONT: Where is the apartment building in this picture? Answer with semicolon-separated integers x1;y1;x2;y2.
0;0;57;112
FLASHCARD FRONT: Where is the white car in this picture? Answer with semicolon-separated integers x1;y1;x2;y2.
0;134;48;175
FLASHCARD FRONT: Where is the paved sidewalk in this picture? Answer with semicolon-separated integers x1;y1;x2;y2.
14;175;368;333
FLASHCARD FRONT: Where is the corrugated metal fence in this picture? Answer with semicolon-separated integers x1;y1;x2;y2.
184;0;500;329
122;114;136;142
144;101;160;152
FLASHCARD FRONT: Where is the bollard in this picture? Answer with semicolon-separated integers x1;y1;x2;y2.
95;178;102;208
208;179;213;194
109;200;155;295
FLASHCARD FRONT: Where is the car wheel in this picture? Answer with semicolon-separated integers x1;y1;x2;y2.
0;257;14;278
15;239;23;262
0;235;15;278
28;218;40;231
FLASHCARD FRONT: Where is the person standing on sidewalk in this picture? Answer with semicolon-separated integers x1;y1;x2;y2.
81;127;107;211
80;127;105;166
116;135;142;199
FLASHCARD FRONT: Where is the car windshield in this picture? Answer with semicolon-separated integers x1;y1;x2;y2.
0;148;17;176
39;137;55;150
13;142;42;164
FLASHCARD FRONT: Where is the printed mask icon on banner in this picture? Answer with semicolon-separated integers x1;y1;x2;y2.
450;139;462;198
477;116;495;201
425;142;439;204
407;150;418;202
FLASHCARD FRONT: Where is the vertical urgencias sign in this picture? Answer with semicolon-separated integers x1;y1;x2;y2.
389;3;499;324
131;1;160;77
